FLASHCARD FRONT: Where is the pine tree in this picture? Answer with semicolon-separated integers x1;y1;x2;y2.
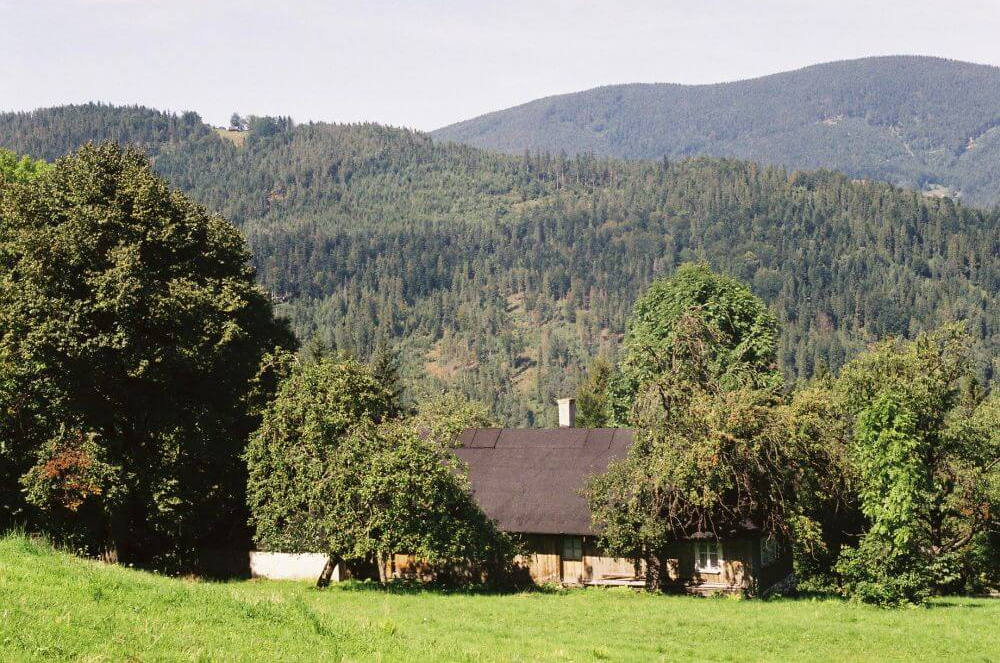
370;340;404;416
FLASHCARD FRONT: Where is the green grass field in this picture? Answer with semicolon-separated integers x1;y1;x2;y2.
0;535;996;662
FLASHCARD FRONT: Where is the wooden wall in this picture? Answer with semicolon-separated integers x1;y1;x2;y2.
662;538;753;594
382;534;792;596
515;535;642;586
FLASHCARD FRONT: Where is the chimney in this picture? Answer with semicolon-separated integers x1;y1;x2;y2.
557;397;576;428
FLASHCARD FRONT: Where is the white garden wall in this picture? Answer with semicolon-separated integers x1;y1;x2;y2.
248;552;335;582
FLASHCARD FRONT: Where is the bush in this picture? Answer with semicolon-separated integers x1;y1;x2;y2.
836;539;932;607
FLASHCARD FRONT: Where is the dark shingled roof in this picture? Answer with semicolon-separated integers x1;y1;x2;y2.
453;428;634;536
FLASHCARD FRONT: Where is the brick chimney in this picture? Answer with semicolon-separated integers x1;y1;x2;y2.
557;397;577;427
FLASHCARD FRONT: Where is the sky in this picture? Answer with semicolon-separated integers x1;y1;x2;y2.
4;0;1000;131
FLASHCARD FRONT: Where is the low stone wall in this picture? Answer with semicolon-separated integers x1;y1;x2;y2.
248;552;334;582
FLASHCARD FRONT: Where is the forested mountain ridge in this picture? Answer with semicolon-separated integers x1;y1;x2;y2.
433;56;1000;206
1;103;997;425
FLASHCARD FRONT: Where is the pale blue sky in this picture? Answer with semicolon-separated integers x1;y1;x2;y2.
4;0;1000;131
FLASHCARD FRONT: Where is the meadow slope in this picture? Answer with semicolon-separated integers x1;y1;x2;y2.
0;535;996;662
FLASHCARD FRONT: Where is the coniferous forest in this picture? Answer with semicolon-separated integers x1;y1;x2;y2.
435;56;1000;206
1;103;996;425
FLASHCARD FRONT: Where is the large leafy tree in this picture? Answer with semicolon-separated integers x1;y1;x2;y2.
834;325;999;604
588;305;817;588
245;353;393;553
608;263;781;425
317;421;516;584
588;266;845;589
0;142;293;561
246;359;514;584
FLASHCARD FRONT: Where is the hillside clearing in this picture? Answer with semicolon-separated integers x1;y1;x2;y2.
214;127;247;147
0;535;996;662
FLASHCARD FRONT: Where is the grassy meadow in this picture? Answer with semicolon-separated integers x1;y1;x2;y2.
0;534;996;662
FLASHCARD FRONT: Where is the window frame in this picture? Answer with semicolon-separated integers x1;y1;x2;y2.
562;536;583;562
693;540;723;574
761;536;780;567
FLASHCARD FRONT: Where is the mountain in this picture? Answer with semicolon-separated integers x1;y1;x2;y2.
1;104;997;425
433;56;1000;206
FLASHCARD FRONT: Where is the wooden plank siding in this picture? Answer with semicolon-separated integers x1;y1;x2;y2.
518;534;561;584
662;538;753;594
376;534;792;596
514;535;642;586
516;535;790;595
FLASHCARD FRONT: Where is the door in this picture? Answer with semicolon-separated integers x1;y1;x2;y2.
560;536;584;584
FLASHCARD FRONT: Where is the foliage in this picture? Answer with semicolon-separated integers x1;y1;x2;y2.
783;380;857;588
0;148;50;183
409;390;496;447
1;104;996;425
0;142;293;561
588;276;821;585
314;421;517;582
369;340;404;417
589;384;810;581
833;325;999;603
245;353;393;553
852;393;927;549
245;356;512;584
835;537;933;608
610;264;781;424
20;427;120;514
434;55;1000;206
574;357;612;427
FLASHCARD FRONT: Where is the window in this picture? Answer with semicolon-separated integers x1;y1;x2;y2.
562;536;583;561
694;541;722;574
761;537;780;567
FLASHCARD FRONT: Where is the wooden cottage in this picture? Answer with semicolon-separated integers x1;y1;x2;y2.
445;400;795;596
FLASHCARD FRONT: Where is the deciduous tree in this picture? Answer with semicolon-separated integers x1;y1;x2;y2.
1;143;293;561
834;325;999;603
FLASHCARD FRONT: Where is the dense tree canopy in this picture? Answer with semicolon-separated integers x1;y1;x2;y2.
245;356;514;583
0;148;50;183
0;143;293;561
245;353;393;553
587;269;818;588
315;421;516;584
587;270;997;603
434;56;1000;206
833;326;999;603
0;105;996;426
609;264;781;424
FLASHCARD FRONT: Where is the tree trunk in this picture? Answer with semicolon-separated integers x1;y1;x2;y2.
645;555;659;591
377;553;388;585
316;554;340;588
645;554;667;591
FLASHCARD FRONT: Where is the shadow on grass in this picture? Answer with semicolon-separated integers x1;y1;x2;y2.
928;600;987;608
325;578;575;597
759;590;992;610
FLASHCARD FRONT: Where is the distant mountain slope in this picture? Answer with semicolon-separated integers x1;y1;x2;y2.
433;56;1000;206
1;104;997;424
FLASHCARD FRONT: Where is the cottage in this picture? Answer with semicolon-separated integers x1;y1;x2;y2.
256;397;795;595
446;398;795;596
